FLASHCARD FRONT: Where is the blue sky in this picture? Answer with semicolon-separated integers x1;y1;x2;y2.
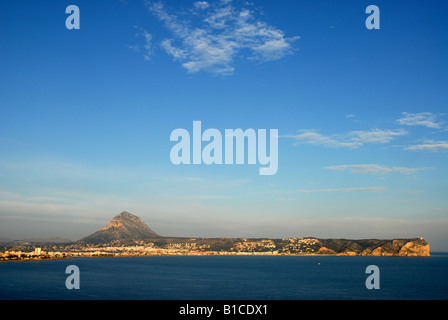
1;0;447;250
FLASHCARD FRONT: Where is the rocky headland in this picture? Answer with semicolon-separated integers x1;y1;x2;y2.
0;211;430;261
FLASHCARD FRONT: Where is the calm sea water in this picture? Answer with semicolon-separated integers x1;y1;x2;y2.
1;254;447;300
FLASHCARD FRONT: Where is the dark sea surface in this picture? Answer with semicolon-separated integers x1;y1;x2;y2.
1;254;447;300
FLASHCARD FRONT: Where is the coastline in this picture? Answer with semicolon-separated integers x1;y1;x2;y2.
0;256;75;264
1;236;431;263
0;251;432;263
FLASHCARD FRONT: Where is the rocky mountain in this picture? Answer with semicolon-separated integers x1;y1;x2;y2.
79;211;161;244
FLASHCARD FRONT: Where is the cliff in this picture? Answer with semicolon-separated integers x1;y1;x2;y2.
317;238;430;257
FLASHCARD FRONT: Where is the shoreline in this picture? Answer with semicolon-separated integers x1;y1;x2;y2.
0;252;432;263
0;256;75;264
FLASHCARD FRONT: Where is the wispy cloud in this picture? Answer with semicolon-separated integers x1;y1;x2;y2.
325;164;429;175
194;1;210;10
298;187;385;193
145;0;299;74
397;112;444;129
154;176;206;182
285;130;360;148
141;29;154;61
405;140;448;152
351;129;407;144
285;129;407;149
128;27;153;61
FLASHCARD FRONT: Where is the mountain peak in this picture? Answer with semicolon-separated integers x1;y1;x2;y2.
80;211;161;244
117;211;133;217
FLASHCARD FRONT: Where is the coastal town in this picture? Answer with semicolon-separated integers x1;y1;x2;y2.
0;212;430;262
0;236;430;262
0;237;323;262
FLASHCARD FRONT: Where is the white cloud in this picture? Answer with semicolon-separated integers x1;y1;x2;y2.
285;128;407;149
324;164;427;175
285;130;359;148
141;29;153;61
297;187;385;193
351;129;407;144
405;140;448;152
161;39;187;59
128;28;153;60
145;0;299;74
397;112;444;129
194;1;210;10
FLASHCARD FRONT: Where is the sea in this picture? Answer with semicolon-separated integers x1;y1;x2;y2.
1;254;447;300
